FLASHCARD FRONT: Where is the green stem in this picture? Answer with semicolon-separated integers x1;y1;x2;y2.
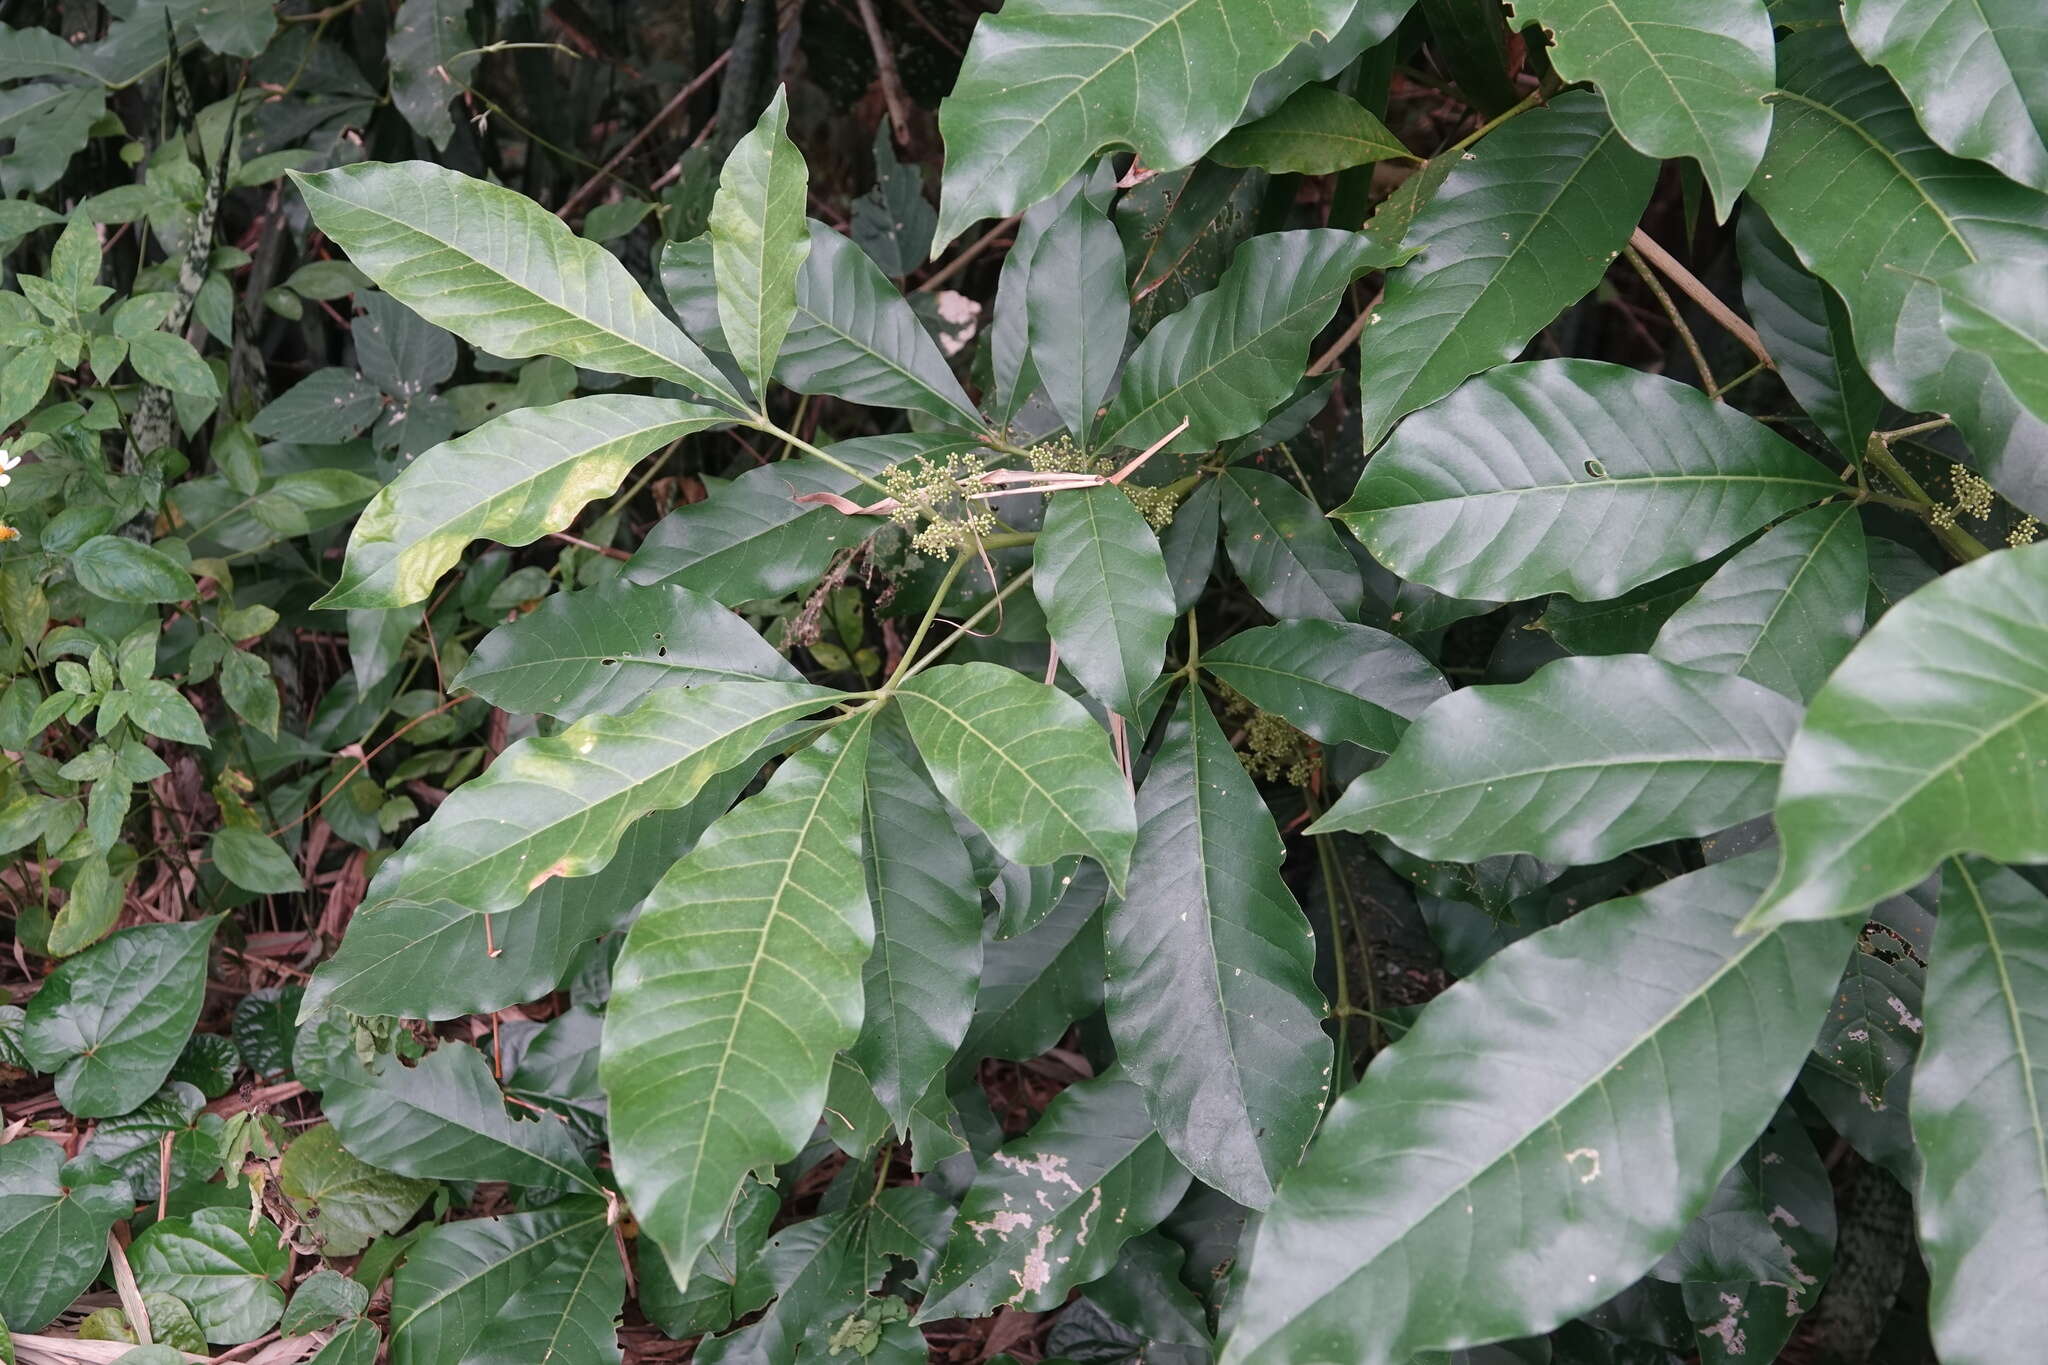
884;551;969;689
1862;436;1990;562
1441;82;1550;157
892;567;1037;685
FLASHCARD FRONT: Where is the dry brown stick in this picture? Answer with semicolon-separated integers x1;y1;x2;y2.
851;0;914;147
1627;227;1773;370
916;213;1023;293
1308;289;1384;376
557;49;731;220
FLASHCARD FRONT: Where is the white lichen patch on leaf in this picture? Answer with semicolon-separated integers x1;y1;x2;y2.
1010;1224;1058;1298
1565;1147;1601;1183
994;1150;1084;1194
1887;995;1923;1033
967;1209;1033;1243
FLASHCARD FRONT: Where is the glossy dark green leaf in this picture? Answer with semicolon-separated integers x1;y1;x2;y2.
1508;0;1774;216
463;1212;625;1365
1201;619;1446;753
76;1082;221;1202
1350;93;1656;451
625;434;963;604
1842;0;2048;190
233;988;300;1081
1101;230;1405;454
604;718;874;1285
130;1208;288;1345
1935;261;2048;423
169;1032;238;1099
850;725;981;1128
1159;478;1221;615
962;870;1107;1062
282;1267;370;1335
0;1140;131;1332
303;777;751;1022
1650;504;1866;702
636;1179;776;1340
1214;84;1408;174
349;679;832;922
1219;467;1364;622
278;1125;434;1258
1220;854;1856;1365
316;396;726;610
919;1073;1192;1321
21;918;219;1117
308;1318;381;1365
1033;487;1175;720
1024;192;1126;444
70;536;195;605
1913;857;2048;1365
1744;542;2048;928
896;664;1136;890
697;1187;950;1365
932;0;1353;244
779;222;981;428
321;1041;600;1193
1339;360;1841;602
711;88;811;401
386;1200;611;1365
1733;211;1882;458
1748;26;2048;517
1106;688;1327;1207
1313;654;1799;863
292;162;741;405
456;580;800;722
1539;558;1723;657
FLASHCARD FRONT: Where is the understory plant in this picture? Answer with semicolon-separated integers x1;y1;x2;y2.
6;0;2048;1362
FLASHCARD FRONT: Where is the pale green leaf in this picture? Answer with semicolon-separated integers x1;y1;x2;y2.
130;1208;288;1346
710;87;812;402
277;1126;434;1259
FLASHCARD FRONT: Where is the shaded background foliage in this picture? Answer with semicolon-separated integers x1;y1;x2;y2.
1;0;2046;1363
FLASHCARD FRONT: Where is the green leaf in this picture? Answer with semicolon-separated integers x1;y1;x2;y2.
1200;619;1446;753
386;1200;611;1365
710;87;812;402
1842;0;2048;191
1540;558;1724;656
932;0;1353;245
697;1187;950;1365
170;1033;239;1100
604;717;875;1284
76;1082;221;1201
317;395;727;610
894;663;1136;891
320;1042;602;1193
21;918;220;1118
626;434;953;604
1101;229;1405;454
1312;654;1798;863
918;1072;1191;1321
290;162;741;405
456;580;800;722
962;874;1107;1062
1213;84;1409;174
387;0;476;149
124;681;210;748
637;1180;776;1340
304;779;752;1021
1350;92;1656;451
1032;487;1175;720
350;679;834;922
849;724;982;1129
464;1214;625;1365
130;1208;288;1346
234;989;300;1081
1338;360;1842;601
1733;211;1882;458
309;1319;380;1365
780;222;981;428
1935;261;2048;424
250;369;383;444
209;827;303;895
128;330;220;397
1220;853;1855;1365
0;1140;131;1332
281;1267;371;1334
1024;193;1126;445
1106;687;1327;1207
1913;857;2048;1365
1219;467;1364;622
1506;0;1774;216
278;1126;434;1259
1748;26;2048;517
1159;477;1221;615
70;536;196;604
48;854;123;956
1650;503;1867;702
1744;542;2048;928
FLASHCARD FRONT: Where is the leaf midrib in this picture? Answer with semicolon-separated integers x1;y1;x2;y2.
388;1210;606;1338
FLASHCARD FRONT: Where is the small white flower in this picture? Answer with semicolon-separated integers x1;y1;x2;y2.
0;449;17;488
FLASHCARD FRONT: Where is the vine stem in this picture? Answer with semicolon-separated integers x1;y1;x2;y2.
894;567;1038;684
1442;84;1550;157
1627;228;1773;370
1622;244;1718;396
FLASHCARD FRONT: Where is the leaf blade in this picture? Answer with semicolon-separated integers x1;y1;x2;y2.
1032;486;1176;721
710;88;812;402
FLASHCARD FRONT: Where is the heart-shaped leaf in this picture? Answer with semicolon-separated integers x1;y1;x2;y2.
0;1140;132;1332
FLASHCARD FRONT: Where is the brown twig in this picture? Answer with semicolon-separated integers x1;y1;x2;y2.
916;213;1022;292
557;50;731;220
851;0;913;148
1627;228;1773;370
1308;290;1384;376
